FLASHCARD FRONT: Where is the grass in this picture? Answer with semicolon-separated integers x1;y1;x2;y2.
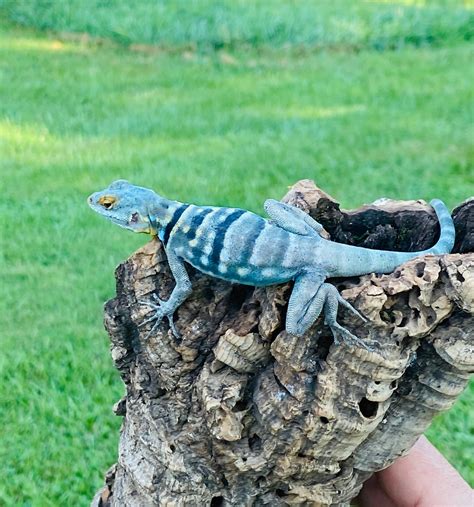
1;0;473;50
0;1;473;504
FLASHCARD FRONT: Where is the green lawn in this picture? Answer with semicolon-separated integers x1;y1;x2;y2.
1;0;473;50
0;2;473;504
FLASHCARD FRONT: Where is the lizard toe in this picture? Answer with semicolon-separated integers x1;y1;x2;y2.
336;294;367;323
166;315;181;339
329;323;370;351
138;300;161;311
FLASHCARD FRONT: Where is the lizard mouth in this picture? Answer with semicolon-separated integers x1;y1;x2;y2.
127;212;153;234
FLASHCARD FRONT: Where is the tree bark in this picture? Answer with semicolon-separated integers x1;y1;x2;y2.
92;181;473;507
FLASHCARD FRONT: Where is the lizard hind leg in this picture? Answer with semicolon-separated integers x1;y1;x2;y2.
286;275;369;350
285;272;326;336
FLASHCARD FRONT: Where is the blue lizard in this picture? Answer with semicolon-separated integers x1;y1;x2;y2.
88;180;455;348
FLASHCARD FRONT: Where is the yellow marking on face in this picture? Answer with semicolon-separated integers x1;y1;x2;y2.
98;195;117;209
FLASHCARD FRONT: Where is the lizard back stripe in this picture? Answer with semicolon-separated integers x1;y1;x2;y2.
187;208;213;240
245;220;288;268
239;216;267;266
162;204;188;246
210;210;246;266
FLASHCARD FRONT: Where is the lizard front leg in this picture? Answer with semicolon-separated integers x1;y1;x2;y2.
139;250;192;339
286;273;368;350
264;199;326;237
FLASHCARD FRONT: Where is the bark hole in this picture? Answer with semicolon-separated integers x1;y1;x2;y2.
232;399;247;412
229;285;253;311
415;261;426;278
381;309;397;324
359;397;378;419
201;287;215;300
314;333;333;362
248;434;262;451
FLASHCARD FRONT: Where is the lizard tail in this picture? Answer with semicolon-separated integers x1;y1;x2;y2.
323;199;455;277
425;199;455;255
370;198;455;273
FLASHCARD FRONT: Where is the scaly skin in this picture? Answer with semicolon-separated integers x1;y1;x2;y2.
88;180;455;348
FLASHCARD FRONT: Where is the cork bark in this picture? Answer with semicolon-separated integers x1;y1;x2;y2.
92;181;473;507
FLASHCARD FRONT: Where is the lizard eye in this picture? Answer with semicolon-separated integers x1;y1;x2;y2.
98;196;117;209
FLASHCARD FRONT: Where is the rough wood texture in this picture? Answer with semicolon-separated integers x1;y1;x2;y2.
92;181;473;507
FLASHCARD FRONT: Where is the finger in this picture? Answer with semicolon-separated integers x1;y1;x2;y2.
359;436;472;507
357;474;397;507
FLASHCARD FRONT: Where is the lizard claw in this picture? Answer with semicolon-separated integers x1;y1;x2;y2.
167;315;181;339
143;318;162;341
328;322;372;351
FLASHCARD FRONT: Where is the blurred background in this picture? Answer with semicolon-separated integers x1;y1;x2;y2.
0;0;473;504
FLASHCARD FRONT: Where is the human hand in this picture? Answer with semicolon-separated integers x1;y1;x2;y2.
357;436;473;507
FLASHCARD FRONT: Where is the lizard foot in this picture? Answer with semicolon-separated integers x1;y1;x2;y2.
328;322;372;352
139;295;180;339
319;284;370;350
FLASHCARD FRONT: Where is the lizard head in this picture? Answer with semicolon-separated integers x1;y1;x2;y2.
88;180;161;234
